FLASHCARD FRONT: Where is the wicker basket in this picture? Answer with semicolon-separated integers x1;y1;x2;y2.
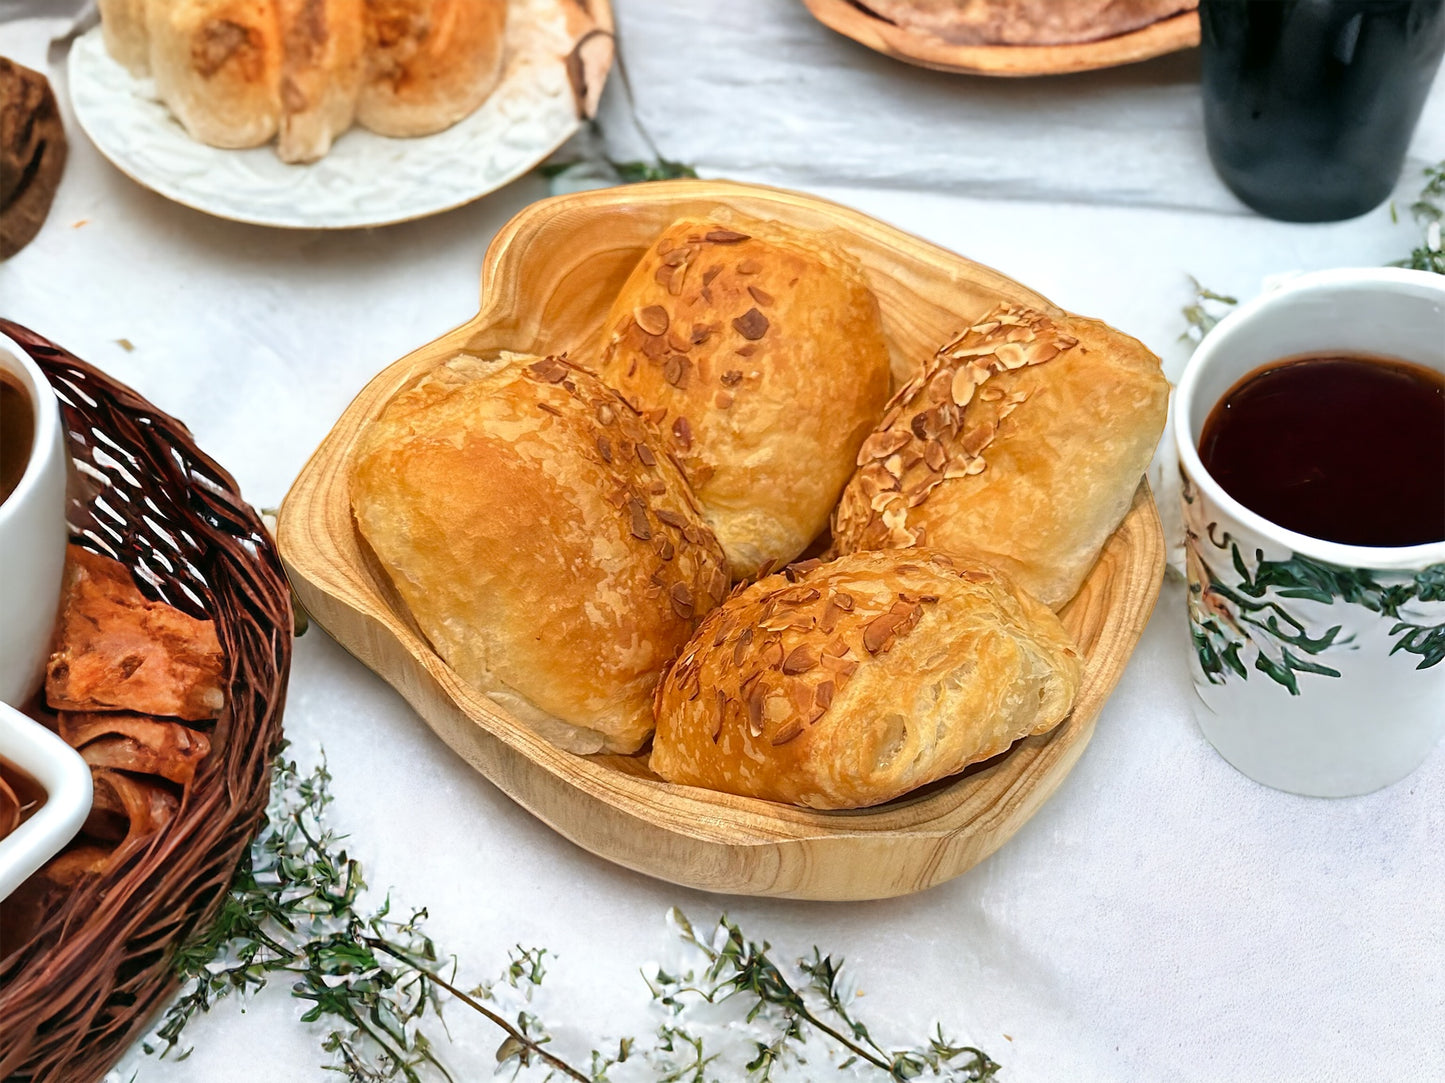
0;321;292;1083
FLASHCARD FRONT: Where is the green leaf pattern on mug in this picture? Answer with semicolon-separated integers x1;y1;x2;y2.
1183;476;1445;693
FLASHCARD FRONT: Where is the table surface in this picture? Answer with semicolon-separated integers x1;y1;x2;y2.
2;4;1443;1081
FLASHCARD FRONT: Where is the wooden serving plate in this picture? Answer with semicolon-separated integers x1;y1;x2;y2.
801;0;1199;77
278;180;1165;901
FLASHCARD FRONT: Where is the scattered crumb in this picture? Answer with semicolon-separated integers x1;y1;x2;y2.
1004;1034;1013;1041
115;338;134;352
72;219;88;229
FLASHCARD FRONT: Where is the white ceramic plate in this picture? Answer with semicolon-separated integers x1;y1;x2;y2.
66;0;613;229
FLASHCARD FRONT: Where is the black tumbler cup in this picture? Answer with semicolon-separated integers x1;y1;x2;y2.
1201;0;1445;222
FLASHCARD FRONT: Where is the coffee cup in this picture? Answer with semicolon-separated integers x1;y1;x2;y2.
1174;268;1445;796
0;330;91;899
0;331;68;706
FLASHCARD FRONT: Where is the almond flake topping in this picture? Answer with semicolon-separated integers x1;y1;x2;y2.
672;416;693;450
732;308;770;340
627;498;651;541
834;303;1077;551
781;645;818;675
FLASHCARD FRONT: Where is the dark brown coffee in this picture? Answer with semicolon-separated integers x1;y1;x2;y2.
0;755;47;840
1199;354;1445;547
0;371;35;507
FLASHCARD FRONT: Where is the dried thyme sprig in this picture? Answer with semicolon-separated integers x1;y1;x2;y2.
1393;161;1445;274
1179;276;1238;345
653;910;1000;1082
147;755;571;1082
1184;159;1445;341
143;754;1001;1082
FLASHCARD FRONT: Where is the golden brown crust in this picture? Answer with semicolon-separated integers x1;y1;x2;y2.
58;712;212;787
356;0;508;138
277;0;365;162
350;352;731;755
858;0;1197;45
830;303;1168;609
83;769;180;844
599;216;892;580
45;546;228;722
146;0;285;149
649;548;1081;809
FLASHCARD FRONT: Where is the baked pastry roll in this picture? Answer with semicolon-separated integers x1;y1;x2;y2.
46;546;227;722
102;0;504;161
147;0;285;150
598;217;892;580
831;303;1168;609
98;0;153;75
358;0;508;137
351;352;730;755
277;0;366;162
651;549;1080;809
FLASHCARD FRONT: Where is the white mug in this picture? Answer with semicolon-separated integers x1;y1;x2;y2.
0;330;91;899
0;331;69;707
1174;268;1445;797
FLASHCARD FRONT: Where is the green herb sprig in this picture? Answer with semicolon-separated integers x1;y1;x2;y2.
1393;161;1445;274
1178;276;1239;346
1183;160;1445;341
656;912;1000;1082
142;754;999;1082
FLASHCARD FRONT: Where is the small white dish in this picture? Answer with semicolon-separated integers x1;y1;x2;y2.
66;0;613;229
0;703;92;901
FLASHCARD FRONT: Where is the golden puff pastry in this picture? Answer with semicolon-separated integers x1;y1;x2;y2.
599;216;892;581
650;548;1081;809
830;303;1168;609
351;352;730;755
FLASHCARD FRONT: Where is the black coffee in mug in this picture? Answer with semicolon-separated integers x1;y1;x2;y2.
0;371;34;507
1201;0;1445;222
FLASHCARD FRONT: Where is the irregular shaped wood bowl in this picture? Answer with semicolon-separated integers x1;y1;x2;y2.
278;180;1164;901
801;0;1199;77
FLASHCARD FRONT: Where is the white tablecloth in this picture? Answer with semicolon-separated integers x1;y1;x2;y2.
2;5;1442;1081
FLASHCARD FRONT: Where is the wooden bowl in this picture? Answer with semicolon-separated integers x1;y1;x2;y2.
278;180;1165;901
801;0;1199;77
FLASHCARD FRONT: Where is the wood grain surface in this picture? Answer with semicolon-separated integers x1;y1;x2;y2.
800;0;1200;77
277;180;1166;900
